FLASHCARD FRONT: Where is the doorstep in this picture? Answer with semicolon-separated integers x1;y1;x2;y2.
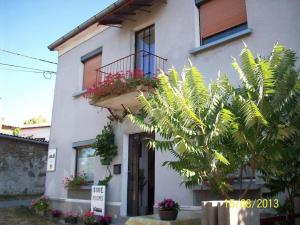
125;211;201;225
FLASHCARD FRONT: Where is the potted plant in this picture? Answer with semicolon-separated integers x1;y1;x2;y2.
83;211;95;225
97;215;112;225
64;211;79;224
158;198;179;221
51;209;62;219
31;195;51;216
64;172;88;190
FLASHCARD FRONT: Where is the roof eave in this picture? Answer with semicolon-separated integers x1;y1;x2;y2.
48;0;128;51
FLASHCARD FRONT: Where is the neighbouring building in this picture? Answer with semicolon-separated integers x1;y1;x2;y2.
0;123;16;135
46;0;300;220
19;124;51;141
0;123;50;141
0;133;48;195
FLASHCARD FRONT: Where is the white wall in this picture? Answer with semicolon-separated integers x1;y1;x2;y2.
46;0;300;209
20;127;50;141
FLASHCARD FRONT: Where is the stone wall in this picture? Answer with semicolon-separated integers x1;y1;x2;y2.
0;134;48;195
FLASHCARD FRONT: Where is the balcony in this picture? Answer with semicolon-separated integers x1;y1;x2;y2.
85;50;167;110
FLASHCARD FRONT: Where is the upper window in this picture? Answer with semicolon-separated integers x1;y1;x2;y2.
198;0;248;45
81;47;102;90
76;147;95;183
82;54;101;90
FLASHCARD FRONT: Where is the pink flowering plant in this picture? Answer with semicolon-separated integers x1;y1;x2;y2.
83;211;95;225
97;215;112;225
51;209;62;218
64;172;88;189
86;69;158;102
64;211;79;224
158;198;179;211
31;195;51;215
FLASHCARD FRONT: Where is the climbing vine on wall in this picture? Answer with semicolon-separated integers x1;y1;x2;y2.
92;121;118;186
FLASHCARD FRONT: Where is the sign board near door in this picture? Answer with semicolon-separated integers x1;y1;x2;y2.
91;185;106;216
47;149;57;172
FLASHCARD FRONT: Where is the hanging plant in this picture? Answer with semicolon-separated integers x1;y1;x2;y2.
93;122;118;186
92;122;118;166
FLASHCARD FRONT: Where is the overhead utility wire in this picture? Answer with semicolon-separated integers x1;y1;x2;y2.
0;67;46;73
0;62;56;73
0;48;57;65
0;62;56;79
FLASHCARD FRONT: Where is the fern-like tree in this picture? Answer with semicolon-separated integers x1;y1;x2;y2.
129;43;300;199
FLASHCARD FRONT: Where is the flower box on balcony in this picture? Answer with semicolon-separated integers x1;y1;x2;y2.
84;50;167;110
86;69;157;110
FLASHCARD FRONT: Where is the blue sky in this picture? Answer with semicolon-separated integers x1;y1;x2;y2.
0;0;114;125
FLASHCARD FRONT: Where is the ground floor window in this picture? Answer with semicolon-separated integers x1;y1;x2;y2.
76;147;95;183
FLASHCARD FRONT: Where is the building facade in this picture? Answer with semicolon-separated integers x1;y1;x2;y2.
20;124;51;141
46;0;300;219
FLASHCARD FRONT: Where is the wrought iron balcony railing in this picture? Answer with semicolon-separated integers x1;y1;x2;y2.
85;50;167;101
96;50;167;87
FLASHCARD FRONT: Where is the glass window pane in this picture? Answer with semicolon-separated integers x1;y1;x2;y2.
135;25;155;78
77;147;95;182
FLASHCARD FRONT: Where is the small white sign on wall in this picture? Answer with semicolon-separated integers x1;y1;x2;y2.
47;149;57;172
91;185;106;216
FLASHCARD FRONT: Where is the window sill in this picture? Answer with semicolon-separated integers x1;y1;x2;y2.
80;185;93;190
72;89;87;98
190;28;252;55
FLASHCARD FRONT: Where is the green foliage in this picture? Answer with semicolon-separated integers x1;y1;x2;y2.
98;174;112;186
23;115;48;125
129;43;300;199
93;122;118;186
92;122;118;166
12;127;20;136
261;148;300;216
31;195;51;215
63;172;88;189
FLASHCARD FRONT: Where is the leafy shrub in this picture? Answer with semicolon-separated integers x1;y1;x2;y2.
92;122;118;166
64;211;79;224
51;209;62;218
82;211;95;225
31;195;51;215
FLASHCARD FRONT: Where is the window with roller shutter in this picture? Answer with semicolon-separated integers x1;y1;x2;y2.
198;0;248;45
82;54;101;90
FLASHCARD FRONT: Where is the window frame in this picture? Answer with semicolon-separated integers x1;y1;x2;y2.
81;47;103;91
197;0;248;46
74;145;96;184
134;24;156;78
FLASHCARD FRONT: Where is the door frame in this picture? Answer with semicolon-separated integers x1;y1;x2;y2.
126;132;155;216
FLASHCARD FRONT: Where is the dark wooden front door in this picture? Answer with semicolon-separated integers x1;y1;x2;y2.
127;132;155;216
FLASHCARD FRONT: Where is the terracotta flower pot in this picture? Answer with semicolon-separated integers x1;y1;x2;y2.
159;209;178;221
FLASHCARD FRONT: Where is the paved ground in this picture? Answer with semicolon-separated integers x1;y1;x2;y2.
0;206;126;225
0;207;60;225
0;198;126;225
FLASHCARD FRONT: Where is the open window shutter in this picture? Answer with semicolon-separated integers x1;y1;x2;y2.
200;0;247;39
83;54;101;90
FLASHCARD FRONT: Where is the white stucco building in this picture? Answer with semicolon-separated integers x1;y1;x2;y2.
46;0;300;220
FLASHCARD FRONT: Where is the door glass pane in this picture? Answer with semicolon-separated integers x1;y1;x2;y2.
135;25;155;79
